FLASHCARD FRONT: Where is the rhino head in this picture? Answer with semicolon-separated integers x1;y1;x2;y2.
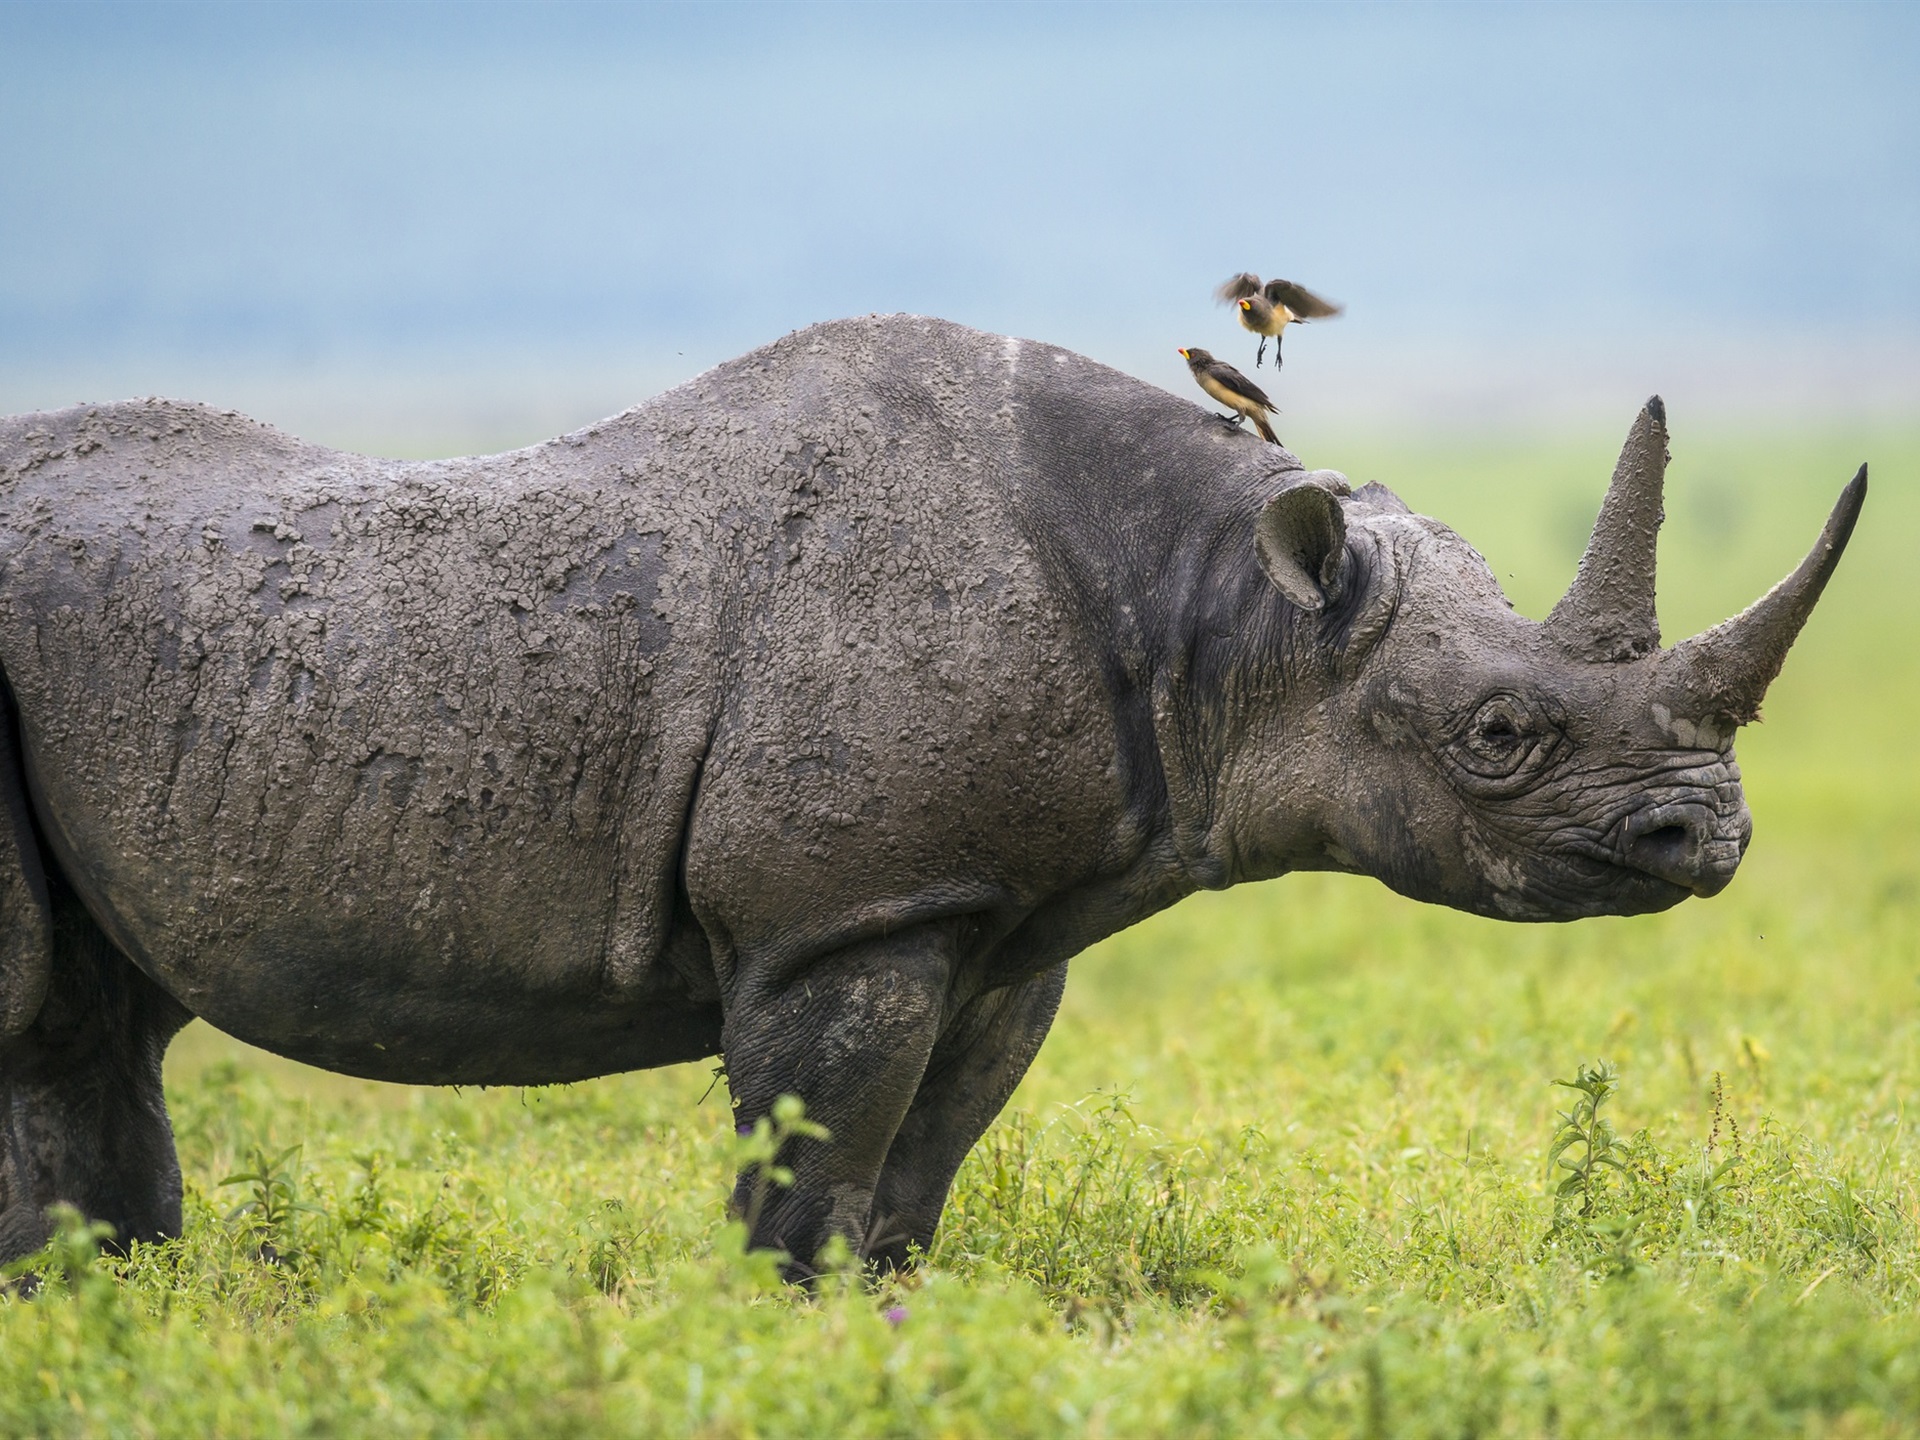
1237;398;1865;920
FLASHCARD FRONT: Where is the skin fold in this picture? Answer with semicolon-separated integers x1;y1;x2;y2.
0;315;1862;1271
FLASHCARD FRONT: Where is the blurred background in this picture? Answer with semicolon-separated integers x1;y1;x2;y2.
3;0;1916;456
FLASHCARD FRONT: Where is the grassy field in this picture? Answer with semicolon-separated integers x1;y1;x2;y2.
2;423;1915;1437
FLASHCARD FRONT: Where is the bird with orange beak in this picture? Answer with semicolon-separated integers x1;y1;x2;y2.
1216;273;1344;368
1178;346;1280;444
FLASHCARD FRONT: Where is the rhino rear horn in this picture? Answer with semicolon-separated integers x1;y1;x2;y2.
1545;397;1668;661
1661;465;1867;725
1256;480;1351;612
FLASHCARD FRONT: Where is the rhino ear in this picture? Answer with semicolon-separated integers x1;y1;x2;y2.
1352;481;1410;514
1255;483;1350;613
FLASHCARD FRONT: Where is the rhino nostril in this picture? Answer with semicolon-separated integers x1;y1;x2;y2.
1635;823;1692;860
1620;804;1741;897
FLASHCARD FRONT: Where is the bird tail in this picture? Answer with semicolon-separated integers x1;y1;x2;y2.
1250;410;1279;445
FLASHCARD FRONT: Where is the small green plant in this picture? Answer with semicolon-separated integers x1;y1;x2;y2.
220;1143;320;1263
1547;1060;1630;1219
1585;1212;1646;1279
1800;1172;1881;1259
1677;1073;1743;1230
580;1197;663;1296
339;1151;393;1234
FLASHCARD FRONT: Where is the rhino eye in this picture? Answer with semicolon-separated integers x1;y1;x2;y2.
1456;695;1546;778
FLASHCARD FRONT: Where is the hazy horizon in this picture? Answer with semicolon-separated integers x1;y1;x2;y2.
4;0;1916;452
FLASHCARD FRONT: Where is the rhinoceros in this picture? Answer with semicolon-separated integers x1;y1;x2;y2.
0;316;1864;1271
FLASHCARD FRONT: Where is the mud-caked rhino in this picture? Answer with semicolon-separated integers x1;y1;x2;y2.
0;316;1864;1271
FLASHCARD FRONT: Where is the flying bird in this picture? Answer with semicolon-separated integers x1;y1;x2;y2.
1215;273;1344;368
1178;347;1280;445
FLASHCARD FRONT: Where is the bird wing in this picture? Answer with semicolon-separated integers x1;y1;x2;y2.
1264;279;1344;319
1205;360;1275;411
1215;272;1264;304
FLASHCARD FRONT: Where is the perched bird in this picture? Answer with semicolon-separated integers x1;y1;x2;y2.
1178;347;1280;445
1215;273;1344;368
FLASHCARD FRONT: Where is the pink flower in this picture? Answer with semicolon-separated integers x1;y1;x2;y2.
884;1305;908;1328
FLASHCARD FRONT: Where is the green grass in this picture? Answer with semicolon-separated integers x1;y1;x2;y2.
3;425;1917;1437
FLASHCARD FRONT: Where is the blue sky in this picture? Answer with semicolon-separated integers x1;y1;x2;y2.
2;1;1915;447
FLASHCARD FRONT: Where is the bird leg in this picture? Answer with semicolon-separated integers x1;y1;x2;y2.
1256;337;1268;368
1216;413;1245;428
1273;332;1285;371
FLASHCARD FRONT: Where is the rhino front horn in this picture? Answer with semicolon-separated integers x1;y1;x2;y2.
1545;397;1669;662
1661;464;1868;726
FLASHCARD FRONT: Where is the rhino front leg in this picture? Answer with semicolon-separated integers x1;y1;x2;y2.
0;883;192;1267
863;963;1066;1271
721;925;953;1274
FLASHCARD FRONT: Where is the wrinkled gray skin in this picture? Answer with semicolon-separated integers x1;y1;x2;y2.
0;316;1865;1272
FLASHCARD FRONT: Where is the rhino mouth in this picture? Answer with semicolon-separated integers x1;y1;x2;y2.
1517;861;1693;921
1488;786;1750;919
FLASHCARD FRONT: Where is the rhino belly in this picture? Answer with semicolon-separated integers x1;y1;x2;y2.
20;739;720;1082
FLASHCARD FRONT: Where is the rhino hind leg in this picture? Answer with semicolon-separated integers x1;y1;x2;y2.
721;925;956;1276
0;690;52;1042
0;879;193;1267
863;962;1067;1272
